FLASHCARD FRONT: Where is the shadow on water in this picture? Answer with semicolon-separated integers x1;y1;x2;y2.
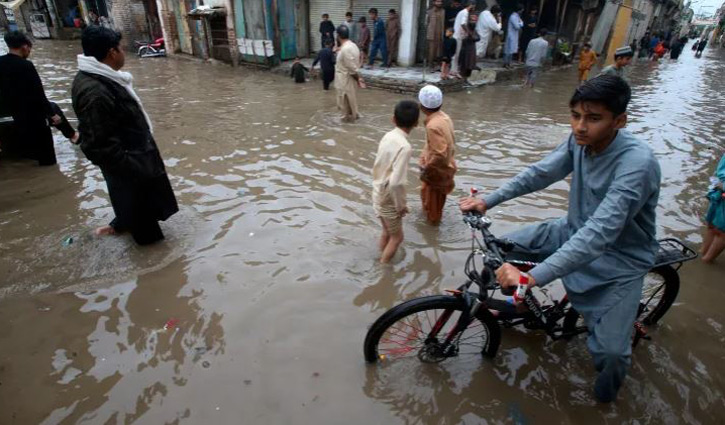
0;40;723;424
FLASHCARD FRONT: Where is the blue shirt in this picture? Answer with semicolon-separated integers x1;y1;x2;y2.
484;130;661;297
372;18;386;42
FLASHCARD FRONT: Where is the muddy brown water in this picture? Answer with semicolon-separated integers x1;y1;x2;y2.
1;41;724;425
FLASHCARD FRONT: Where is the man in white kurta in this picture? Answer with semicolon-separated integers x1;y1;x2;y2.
476;6;502;58
451;1;475;75
335;26;362;123
503;7;524;67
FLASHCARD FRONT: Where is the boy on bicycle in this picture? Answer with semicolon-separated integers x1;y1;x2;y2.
460;75;661;403
372;100;419;263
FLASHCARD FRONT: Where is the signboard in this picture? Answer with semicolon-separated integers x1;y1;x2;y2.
30;13;50;38
237;38;275;57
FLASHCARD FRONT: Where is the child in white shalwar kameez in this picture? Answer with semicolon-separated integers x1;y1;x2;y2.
372;101;420;263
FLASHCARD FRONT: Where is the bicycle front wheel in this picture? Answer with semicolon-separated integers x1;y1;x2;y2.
363;295;501;364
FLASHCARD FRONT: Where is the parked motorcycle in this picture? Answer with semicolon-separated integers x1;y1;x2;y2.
135;38;166;58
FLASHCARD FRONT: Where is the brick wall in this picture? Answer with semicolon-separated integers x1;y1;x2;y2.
158;0;178;53
109;0;151;49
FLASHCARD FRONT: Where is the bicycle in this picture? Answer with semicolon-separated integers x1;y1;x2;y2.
363;211;697;364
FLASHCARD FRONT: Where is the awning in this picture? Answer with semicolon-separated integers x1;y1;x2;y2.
187;6;225;19
0;0;27;10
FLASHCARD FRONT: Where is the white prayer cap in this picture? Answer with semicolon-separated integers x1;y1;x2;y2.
418;85;443;109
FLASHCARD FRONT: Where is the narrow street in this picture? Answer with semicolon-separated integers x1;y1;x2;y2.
0;40;724;424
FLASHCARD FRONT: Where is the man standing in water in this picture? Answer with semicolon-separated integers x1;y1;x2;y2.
72;26;178;245
461;75;661;403
335;25;363;123
0;31;73;165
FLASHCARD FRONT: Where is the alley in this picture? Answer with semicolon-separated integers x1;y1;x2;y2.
0;40;724;424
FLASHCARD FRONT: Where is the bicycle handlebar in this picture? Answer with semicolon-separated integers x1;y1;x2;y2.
462;212;514;265
462;211;527;300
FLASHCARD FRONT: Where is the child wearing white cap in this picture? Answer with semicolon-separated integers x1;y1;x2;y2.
418;85;457;225
372;100;420;263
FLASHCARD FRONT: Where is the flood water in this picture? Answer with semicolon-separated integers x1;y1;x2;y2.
1;41;724;425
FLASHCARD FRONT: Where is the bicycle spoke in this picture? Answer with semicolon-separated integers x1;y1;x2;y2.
372;304;494;363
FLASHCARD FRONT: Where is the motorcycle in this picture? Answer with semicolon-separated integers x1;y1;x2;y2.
135;38;166;58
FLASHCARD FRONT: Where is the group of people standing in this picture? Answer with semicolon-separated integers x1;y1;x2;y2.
318;8;401;69
0;29;178;245
637;31;698;61
426;1;544;81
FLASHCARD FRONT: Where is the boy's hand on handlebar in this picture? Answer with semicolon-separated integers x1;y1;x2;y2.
495;263;536;290
459;197;487;214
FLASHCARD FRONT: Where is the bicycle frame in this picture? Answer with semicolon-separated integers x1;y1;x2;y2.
377;211;696;363
424;213;579;358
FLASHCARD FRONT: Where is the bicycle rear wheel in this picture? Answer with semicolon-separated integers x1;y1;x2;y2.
562;265;680;334
363;295;501;364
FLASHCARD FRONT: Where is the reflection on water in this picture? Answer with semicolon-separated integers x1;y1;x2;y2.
0;41;723;424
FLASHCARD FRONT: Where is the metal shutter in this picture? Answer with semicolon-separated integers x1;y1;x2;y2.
309;0;349;53
351;0;401;22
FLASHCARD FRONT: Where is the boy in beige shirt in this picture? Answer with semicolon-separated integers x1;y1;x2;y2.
372;100;420;263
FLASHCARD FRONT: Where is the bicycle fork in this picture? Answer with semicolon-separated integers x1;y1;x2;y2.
425;291;483;359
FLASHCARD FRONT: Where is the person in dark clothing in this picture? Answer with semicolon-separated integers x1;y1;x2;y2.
458;15;480;80
312;42;336;90
520;8;538;59
0;31;71;165
638;33;651;58
319;14;335;50
290;57;308;83
696;38;707;57
440;27;457;79
669;37;685;60
445;0;463;28
357;17;371;64
72;26;178;245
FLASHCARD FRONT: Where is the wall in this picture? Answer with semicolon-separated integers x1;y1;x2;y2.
398;0;419;66
110;0;151;47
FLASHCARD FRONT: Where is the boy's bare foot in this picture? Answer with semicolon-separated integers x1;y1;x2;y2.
95;225;116;236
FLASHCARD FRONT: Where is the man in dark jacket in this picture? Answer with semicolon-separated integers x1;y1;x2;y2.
72;26;178;245
312;41;336;90
0;31;59;165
